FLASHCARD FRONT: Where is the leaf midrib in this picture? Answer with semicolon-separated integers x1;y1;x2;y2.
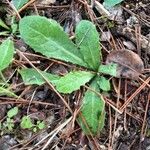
86;41;97;68
27;25;87;66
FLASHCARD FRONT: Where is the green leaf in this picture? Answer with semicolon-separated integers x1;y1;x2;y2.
55;71;94;93
6;118;14;131
19;16;88;67
0;87;18;98
19;68;60;85
98;63;117;76
75;20;101;70
37;121;45;129
97;76;110;91
0;31;10;36
103;0;123;8
33;127;37;132
78;77;105;135
11;23;18;34
20;116;33;129
19;69;94;94
7;107;18;118
0;38;14;71
12;0;29;10
0;19;10;30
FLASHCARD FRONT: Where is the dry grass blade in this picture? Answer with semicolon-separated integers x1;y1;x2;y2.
17;0;36;14
140;92;150;139
33;117;73;150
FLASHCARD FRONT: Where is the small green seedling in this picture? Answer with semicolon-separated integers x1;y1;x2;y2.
18;16;117;135
0;17;18;36
20;115;45;132
0;107;45;133
1;107;18;131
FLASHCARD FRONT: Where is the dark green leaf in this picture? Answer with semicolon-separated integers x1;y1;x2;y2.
78;77;105;135
12;0;29;10
19;16;88;67
98;63;117;76
19;68;94;94
76;20;101;70
97;76;110;91
19;68;60;85
0;38;14;71
55;71;94;93
7;107;18;118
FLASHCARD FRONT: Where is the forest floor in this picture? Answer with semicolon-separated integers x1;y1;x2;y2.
0;0;149;149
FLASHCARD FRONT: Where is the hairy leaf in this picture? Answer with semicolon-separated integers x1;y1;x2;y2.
0;39;14;71
19;16;88;67
98;63;117;76
103;0;123;8
19;68;60;85
12;0;29;10
76;20;101;70
97;76;110;91
55;71;94;93
78;77;105;135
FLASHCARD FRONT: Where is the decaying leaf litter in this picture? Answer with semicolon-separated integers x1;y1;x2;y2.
0;0;149;149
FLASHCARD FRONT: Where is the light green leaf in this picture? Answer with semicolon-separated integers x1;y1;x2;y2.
37;121;45;129
7;107;18;118
20;116;33;129
0;31;10;36
19;16;88;68
75;20;101;70
0;38;14;71
19;68;60;85
55;71;94;93
0;87;18;98
0;19;10;30
78;77;105;135
11;23;18;34
98;63;117;76
12;0;29;10
6;118;14;131
97;76;110;91
33;127;37;132
103;0;123;8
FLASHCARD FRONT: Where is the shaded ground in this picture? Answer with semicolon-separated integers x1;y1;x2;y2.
0;0;149;149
